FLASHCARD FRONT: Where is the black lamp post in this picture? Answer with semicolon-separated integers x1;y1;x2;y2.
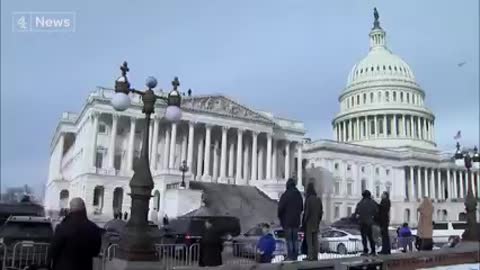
179;160;188;189
111;61;182;260
454;142;479;241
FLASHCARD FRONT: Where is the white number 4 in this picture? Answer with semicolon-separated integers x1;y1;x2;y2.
17;16;28;30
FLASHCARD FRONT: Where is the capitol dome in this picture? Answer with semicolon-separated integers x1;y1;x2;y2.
333;9;436;150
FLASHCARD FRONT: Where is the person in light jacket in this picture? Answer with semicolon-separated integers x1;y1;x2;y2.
417;197;433;250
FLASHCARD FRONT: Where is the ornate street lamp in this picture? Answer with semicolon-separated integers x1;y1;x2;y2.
179;160;188;189
111;61;182;260
454;142;479;241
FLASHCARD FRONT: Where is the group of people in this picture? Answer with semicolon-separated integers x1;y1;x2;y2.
277;178;324;261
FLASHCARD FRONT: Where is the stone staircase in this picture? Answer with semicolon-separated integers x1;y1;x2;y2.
186;182;279;231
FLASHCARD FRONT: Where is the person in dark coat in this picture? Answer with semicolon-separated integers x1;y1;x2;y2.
303;182;323;261
48;198;102;270
378;191;391;254
199;219;223;267
354;190;378;256
278;178;303;261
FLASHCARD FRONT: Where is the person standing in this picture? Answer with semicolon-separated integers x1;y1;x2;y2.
303;182;323;261
48;198;102;270
278;178;304;261
417;197;434;250
199;219;223;267
354;190;378;256
398;223;413;252
256;223;276;263
378;191;391;254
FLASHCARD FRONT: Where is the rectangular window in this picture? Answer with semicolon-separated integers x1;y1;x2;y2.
347;207;352;217
347;165;351;171
334;205;340;219
376;168;380;175
386;169;390;175
347;182;353;196
114;154;122;170
95;152;103;168
98;124;106;134
334;182;340;195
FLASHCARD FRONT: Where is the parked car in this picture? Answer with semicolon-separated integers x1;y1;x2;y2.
231;224;303;258
161;216;241;246
0;216;53;247
411;221;466;248
319;228;363;254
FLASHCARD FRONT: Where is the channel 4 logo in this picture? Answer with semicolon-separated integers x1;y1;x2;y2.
12;12;76;32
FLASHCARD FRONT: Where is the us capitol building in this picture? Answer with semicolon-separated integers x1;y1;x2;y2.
44;11;479;226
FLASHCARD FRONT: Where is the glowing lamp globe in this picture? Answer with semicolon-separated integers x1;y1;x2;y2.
112;92;131;111
165;105;182;122
145;76;158;89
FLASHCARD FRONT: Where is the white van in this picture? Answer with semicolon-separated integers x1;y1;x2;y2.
411;221;466;243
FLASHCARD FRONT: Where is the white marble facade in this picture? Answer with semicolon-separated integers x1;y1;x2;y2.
303;15;480;225
44;89;305;220
45;12;479;226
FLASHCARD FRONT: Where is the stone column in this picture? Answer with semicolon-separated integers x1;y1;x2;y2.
355;118;360;140
236;129;243;182
409;116;413;138
272;139;278;179
90;112;100;168
108;114;118;170
187;122;195;172
348;119;353;141
220;126;228;180
258;146;264;180
168;123;177;169
162;126;170;170
383;114;387;137
410;166;415;200
429;168;434;199
436;169;441;200
251;131;258;181
266;133;272;179
297;143;303;190
284;141;290;180
402;115;406;137
342;121;346;142
453;170;458;199
374;115;378;138
366;116;370;139
423;118;428;140
446;169;451;200
424;168;429;198
417;117;421;139
417;167;423;198
393;114;397;137
459;171;465;198
213;140;219;181
196;136;204;177
243;142;250;182
203;125;212;178
127;116;136;171
228;142;235;178
180;133;187;164
151;116;160;170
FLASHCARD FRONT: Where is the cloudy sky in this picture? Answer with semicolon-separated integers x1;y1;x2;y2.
1;0;478;195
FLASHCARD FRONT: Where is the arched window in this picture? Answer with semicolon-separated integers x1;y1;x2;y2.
404;209;411;223
371;67;374;72
370;92;374;103
406;93;410;103
376;66;380;71
356;95;360;105
459;212;466;221
383;65;386;70
385;92;390;102
361;179;367;192
388;65;392;71
393;91;397;102
59;190;69;210
93;186;105;214
363;93;367;104
400;92;404;102
385;182;392;195
442;210;448;221
378;91;382;101
153;190;161;211
112;187;124;214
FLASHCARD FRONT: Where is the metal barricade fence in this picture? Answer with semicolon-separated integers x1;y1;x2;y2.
223;242;259;265
0;243;6;270
8;241;50;270
155;243;200;269
317;239;362;260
